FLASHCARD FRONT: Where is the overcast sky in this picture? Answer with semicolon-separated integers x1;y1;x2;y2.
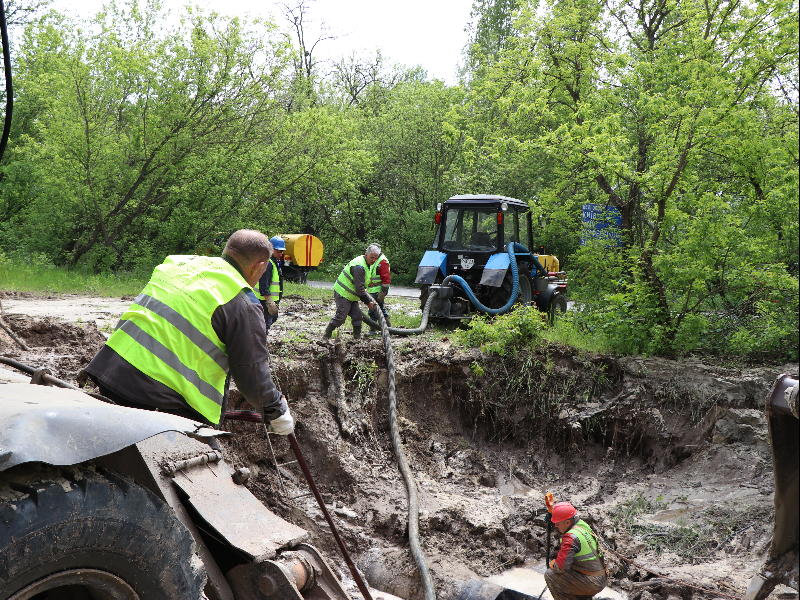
48;0;475;85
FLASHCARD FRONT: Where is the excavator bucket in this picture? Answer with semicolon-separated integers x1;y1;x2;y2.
746;374;799;600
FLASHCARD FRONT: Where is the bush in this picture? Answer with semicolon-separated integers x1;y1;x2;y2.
454;305;546;355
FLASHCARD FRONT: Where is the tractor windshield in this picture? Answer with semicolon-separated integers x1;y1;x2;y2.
438;206;498;251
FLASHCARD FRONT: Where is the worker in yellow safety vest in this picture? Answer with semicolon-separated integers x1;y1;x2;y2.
323;244;379;339
82;230;294;435
545;501;607;600
365;250;391;335
254;236;285;336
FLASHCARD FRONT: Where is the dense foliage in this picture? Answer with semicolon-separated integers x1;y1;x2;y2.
1;0;797;359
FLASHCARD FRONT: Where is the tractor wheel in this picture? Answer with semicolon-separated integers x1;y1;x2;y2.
517;271;533;305
549;293;568;323
488;270;532;310
0;464;206;600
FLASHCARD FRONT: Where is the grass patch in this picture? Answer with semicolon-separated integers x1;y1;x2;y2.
0;254;338;303
452;306;614;356
0;253;147;297
453;306;546;355
609;493;773;559
283;281;333;301
349;359;378;396
542;313;613;354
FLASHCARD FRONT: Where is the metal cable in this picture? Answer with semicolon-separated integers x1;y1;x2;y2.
374;302;436;600
0;0;14;168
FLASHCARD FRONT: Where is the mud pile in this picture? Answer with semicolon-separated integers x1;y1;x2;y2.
0;314;107;377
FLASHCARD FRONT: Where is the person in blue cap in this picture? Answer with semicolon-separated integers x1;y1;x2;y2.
256;235;285;335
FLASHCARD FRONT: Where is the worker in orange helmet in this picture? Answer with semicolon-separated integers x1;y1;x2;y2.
545;502;607;600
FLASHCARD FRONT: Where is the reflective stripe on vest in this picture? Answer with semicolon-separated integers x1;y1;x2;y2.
254;260;280;301
266;259;281;300
569;520;602;563
106;255;250;424
253;283;266;301
334;255;369;301
367;254;390;294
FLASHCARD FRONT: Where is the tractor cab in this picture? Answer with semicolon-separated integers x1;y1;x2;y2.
436;197;532;255
416;195;567;320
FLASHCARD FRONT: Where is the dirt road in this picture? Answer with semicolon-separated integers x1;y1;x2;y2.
309;280;421;298
1;292;797;600
1;294;130;331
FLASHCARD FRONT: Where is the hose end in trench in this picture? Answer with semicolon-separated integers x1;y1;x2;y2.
456;580;541;600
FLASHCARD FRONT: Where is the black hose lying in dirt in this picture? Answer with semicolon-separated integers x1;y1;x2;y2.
360;290;438;336
373;304;437;600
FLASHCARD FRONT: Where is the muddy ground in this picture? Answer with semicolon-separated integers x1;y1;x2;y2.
0;290;798;600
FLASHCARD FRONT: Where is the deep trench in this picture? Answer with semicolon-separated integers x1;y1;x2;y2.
216;340;786;600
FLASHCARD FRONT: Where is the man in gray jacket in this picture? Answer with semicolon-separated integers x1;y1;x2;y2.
82;230;293;435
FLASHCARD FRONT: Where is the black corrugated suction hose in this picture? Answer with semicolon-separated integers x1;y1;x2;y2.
373;303;437;600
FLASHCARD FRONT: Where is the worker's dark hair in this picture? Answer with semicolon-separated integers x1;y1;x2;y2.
224;229;272;264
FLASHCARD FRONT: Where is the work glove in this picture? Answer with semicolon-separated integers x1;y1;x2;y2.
377;285;389;303
265;298;278;316
269;409;294;435
549;559;556;570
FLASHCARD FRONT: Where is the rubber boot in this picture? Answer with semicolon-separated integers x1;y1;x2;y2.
353;324;362;339
323;323;336;339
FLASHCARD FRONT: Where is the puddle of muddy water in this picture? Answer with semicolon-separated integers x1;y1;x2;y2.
498;477;539;507
486;561;626;600
646;505;703;525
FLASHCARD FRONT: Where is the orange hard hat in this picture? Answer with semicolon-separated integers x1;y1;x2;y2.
551;502;577;523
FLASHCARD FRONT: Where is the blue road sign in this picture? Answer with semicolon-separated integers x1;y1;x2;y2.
581;203;623;246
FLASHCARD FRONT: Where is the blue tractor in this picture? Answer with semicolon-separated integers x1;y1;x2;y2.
415;195;568;320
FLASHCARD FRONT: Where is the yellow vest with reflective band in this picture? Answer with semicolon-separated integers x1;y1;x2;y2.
569;519;604;566
255;259;281;301
334;255;369;301
106;255;251;424
367;254;390;294
266;259;281;300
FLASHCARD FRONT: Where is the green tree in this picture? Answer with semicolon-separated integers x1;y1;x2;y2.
460;0;799;356
2;1;301;270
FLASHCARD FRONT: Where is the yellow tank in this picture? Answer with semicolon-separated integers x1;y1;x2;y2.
281;234;324;267
535;254;560;273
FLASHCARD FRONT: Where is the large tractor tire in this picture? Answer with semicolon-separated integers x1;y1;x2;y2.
488;269;532;310
549;293;568;323
0;464;206;600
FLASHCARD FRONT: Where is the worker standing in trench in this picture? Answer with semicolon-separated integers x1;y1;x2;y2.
80;229;294;437
255;235;284;336
323;244;378;339
545;501;608;600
